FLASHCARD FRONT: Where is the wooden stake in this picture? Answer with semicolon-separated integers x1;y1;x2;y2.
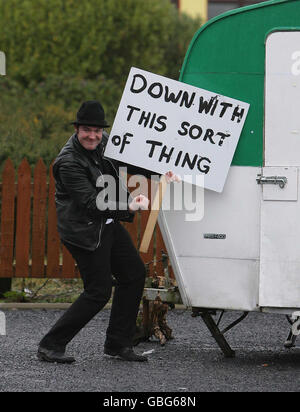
139;175;167;253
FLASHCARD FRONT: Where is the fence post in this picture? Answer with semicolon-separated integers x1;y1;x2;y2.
32;159;47;277
0;159;15;279
15;159;31;277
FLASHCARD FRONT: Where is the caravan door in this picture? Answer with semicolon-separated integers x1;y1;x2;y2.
259;31;300;308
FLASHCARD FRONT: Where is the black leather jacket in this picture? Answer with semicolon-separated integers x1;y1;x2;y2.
53;132;157;250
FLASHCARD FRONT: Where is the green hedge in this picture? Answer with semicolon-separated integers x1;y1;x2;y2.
0;0;201;172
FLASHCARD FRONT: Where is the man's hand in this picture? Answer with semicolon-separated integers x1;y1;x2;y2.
165;171;181;184
129;194;150;211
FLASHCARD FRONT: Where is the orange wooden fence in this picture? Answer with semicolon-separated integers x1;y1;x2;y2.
0;158;172;279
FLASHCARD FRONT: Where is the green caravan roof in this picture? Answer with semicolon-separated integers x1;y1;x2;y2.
179;0;300;166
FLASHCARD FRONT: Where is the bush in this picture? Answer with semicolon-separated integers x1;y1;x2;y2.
0;0;200;85
3;290;28;303
0;0;201;171
0;73;123;171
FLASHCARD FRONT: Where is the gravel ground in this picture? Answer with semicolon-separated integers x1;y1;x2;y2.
0;308;299;392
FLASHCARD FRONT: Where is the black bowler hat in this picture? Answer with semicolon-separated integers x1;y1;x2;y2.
71;100;110;127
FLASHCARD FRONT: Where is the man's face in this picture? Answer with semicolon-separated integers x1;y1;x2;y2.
76;125;103;150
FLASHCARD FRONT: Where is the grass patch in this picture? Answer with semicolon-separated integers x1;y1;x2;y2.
0;278;84;303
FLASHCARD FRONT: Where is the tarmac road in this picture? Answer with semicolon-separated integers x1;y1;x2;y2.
0;307;299;392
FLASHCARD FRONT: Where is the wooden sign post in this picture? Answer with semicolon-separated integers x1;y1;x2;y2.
139;175;167;253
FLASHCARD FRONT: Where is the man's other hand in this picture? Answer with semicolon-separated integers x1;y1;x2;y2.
165;171;181;184
129;194;150;211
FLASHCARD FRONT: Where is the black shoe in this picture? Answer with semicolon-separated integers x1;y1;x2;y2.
104;345;148;362
37;346;75;364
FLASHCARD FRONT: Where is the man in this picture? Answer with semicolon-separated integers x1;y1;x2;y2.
38;100;178;363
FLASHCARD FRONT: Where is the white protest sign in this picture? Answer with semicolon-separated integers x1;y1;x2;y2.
104;67;250;192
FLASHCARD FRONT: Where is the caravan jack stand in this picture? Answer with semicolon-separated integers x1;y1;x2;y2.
192;308;249;358
284;314;300;349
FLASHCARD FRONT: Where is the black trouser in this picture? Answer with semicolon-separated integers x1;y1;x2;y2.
39;222;146;351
